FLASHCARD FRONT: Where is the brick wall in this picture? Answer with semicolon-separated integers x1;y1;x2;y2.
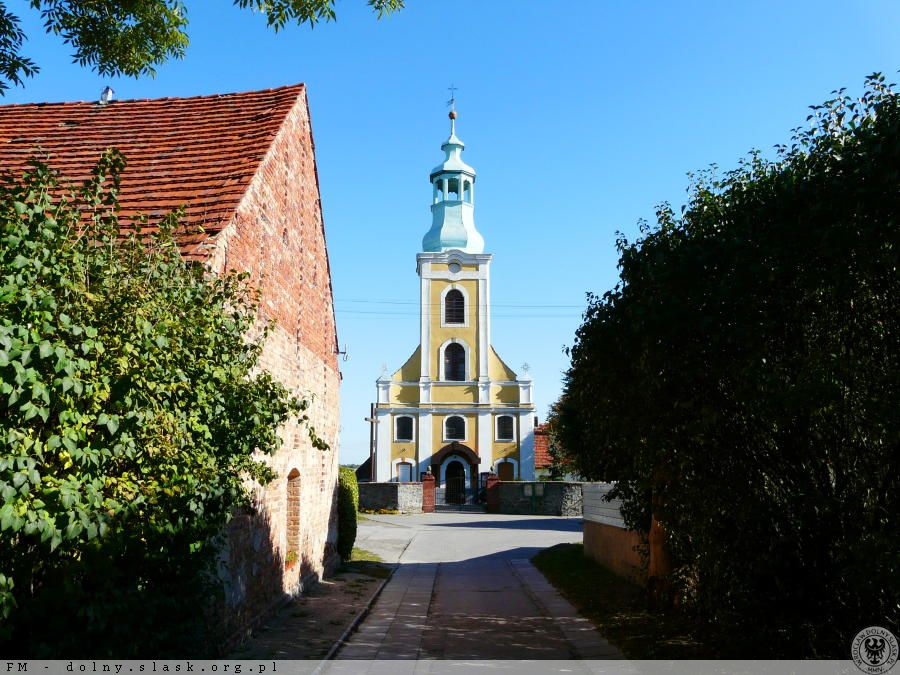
208;90;341;645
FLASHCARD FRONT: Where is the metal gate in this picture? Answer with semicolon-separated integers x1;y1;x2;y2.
435;477;477;508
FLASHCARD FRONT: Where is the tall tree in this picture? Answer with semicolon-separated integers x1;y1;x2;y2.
0;0;404;93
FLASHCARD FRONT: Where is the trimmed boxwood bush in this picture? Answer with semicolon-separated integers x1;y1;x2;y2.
337;466;358;560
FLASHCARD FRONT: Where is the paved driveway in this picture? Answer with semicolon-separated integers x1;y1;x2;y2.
336;512;622;660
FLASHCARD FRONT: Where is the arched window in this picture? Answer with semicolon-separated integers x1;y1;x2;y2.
434;180;443;203
444;289;465;324
395;416;413;441
447;177;459;200
445;416;465;440
444;342;466;381
463;180;472;202
496;415;515;441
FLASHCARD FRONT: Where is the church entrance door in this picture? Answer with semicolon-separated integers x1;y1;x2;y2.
445;461;466;504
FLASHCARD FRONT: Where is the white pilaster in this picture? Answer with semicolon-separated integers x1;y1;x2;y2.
375;409;392;483
420;266;431;380
417;411;433;478
518;412;536;480
478;411;492;477
477;271;489;381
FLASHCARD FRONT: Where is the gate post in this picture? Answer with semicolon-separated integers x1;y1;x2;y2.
421;470;436;513
485;473;500;513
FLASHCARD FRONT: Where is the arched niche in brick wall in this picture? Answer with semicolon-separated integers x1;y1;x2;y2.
286;468;301;556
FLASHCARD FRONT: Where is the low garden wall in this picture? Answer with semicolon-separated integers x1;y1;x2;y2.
492;481;583;516
358;482;423;514
582;482;644;582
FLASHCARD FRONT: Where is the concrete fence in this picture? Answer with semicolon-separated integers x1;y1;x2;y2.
582;482;674;592
582;482;644;581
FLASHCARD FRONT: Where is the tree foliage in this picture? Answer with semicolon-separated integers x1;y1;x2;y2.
0;0;405;93
0;152;313;656
556;74;900;656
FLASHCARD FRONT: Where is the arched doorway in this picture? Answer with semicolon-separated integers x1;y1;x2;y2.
445;460;466;504
431;442;480;506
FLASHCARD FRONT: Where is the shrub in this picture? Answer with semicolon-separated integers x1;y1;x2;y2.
556;74;900;656
337;466;358;560
0;153;309;656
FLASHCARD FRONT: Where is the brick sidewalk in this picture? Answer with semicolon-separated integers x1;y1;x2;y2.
333;558;622;660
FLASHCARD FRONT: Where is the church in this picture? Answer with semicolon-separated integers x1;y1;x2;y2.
372;108;536;501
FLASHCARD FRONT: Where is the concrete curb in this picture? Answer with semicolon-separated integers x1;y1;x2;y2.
311;562;398;672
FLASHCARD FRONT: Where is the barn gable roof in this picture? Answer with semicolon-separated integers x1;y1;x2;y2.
0;84;307;259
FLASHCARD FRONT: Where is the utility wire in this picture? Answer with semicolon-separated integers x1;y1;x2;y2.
335;298;585;308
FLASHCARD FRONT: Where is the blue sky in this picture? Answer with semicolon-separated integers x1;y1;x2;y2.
6;1;900;464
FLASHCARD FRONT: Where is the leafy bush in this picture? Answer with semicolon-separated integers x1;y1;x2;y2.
0;153;308;656
556;74;900;656
337;466;358;560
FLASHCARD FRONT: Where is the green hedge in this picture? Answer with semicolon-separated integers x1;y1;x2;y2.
337;467;358;560
556;74;900;656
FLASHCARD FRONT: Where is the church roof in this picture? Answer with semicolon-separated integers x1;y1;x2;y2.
0;83;306;259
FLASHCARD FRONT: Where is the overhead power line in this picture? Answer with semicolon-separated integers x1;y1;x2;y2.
335;297;585;308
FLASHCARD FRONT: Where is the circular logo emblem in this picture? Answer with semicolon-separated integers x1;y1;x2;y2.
852;626;898;673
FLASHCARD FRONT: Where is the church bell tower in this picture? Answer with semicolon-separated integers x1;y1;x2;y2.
373;107;535;496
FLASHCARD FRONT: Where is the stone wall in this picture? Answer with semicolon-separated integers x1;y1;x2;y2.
359;483;424;514
207;88;341;646
495;481;583;516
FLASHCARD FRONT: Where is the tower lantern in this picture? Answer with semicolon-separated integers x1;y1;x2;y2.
422;110;484;254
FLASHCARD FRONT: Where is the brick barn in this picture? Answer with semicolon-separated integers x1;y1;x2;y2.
0;84;341;642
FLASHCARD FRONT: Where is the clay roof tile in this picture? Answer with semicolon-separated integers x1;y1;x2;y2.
0;83;306;259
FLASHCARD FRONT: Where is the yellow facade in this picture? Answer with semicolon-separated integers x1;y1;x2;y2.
428;278;479;378
432;413;479;451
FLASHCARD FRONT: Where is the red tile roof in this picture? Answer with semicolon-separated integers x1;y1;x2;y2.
534;423;551;469
0;84;305;259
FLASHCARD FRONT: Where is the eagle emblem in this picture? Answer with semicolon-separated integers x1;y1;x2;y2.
865;636;887;665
